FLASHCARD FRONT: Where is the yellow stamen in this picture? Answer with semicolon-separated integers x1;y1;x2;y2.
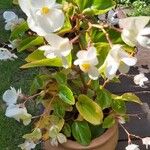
81;64;91;72
41;7;49;15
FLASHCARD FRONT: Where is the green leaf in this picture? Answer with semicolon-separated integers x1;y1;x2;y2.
25;50;46;62
74;0;115;15
72;121;91;146
54;72;67;85
53;101;65;118
17;36;44;52
89;124;105;139
96;88;112;109
21;58;63;68
23;128;42;141
10;21;29;40
76;94;103;125
58;85;75;105
102;115;115;128
62;123;71;137
112;99;126;114
30;74;50;95
112;93;142;104
22;51;72;68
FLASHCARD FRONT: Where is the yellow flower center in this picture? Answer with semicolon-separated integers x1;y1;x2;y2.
81;63;91;72
41;7;50;15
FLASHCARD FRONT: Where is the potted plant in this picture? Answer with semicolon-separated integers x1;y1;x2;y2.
1;0;150;150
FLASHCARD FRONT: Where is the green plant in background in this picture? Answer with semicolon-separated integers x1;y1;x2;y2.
117;0;150;16
1;0;150;150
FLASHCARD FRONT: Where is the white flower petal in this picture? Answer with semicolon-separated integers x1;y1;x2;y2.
121;57;137;66
57;133;67;144
5;105;32;125
36;9;64;34
51;138;58;147
3;87;20;106
3;11;17;22
4;22;12;30
105;55;119;79
134;73;148;87
88;66;99;80
142;137;150;149
137;27;150;49
121;29;137;47
76;50;87;59
5;105;27;121
18;140;36;150
125;144;140;150
119;17;150;31
18;0;31;16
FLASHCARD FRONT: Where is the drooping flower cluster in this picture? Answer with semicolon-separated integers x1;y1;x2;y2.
99;44;137;79
49;125;67;146
119;17;150;49
0;48;18;61
3;87;32;126
125;137;150;150
134;73;148;87
3;11;24;31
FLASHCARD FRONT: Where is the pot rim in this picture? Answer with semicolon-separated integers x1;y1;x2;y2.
61;123;118;149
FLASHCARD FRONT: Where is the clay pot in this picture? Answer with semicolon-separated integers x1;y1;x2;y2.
43;123;118;150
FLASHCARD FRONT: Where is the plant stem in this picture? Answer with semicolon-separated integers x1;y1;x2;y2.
119;123;142;145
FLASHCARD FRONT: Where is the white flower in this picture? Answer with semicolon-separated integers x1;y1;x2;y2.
100;44;137;79
18;0;65;36
49;125;67;146
18;140;36;150
137;27;150;49
142;137;150;149
5;105;32;126
3;87;22;106
39;33;72;68
134;73;148;87
0;48;18;61
74;46;99;80
50;133;67;146
3;11;24;31
119;17;150;49
125;144;140;150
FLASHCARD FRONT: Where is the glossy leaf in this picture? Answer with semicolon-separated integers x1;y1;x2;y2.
10;21;29;40
54;72;67;85
22;52;72;68
112;93;142;104
58;85;75;105
62;123;71;137
112;99;126;114
96;88;112;109
25;50;46;62
72;121;91;146
17;36;44;52
76;94;103;125
21;58;63;68
102;115;115;128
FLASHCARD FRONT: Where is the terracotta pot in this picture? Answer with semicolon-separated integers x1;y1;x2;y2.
43;123;118;150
